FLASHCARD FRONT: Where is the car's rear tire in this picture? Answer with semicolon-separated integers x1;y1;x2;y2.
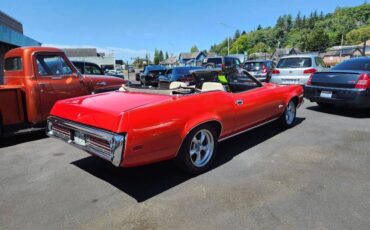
174;124;218;175
278;100;297;128
317;102;334;108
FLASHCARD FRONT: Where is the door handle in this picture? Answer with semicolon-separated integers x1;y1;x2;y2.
38;82;49;93
235;99;244;105
96;81;107;86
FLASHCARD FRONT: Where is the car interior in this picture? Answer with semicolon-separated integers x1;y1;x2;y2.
120;68;263;96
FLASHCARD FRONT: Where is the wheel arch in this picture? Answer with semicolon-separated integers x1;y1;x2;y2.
175;117;223;158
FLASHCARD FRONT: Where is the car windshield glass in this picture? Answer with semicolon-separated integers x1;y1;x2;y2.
173;68;191;75
277;58;312;68
206;58;222;64
244;62;262;71
331;59;370;71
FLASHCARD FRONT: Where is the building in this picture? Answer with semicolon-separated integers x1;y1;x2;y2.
159;56;179;67
272;48;300;61
323;46;363;67
62;48;115;72
248;52;272;60
0;11;41;83
178;51;207;66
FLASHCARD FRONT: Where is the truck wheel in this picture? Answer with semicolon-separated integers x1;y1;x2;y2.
174;124;218;175
278;100;297;128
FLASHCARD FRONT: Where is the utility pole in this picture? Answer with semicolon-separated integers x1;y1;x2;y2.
219;22;232;55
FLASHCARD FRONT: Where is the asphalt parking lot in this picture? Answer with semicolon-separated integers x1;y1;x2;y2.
1;101;370;230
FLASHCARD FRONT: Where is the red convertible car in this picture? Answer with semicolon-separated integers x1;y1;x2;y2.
47;70;303;174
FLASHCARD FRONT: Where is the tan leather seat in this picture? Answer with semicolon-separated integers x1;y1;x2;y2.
201;82;225;92
169;81;188;89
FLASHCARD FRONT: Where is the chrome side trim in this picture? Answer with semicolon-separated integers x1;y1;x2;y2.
46;116;125;167
218;117;279;142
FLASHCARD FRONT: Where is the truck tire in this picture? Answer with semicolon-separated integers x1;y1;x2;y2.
174;124;218;175
278;99;297;128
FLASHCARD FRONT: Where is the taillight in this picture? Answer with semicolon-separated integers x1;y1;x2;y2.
355;73;370;89
262;64;267;74
306;73;314;85
221;63;225;69
272;69;280;74
303;68;317;74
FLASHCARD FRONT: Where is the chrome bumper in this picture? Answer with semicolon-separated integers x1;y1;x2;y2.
46;116;125;167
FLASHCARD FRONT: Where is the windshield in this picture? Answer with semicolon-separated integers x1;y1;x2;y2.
144;65;166;74
205;58;222;64
277;57;312;68
331;59;370;71
244;62;263;71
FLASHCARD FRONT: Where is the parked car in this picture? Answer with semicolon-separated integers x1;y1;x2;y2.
271;55;327;85
202;56;241;69
128;66;135;73
138;65;167;86
158;66;205;88
46;69;303;174
304;57;370;108
243;60;275;82
0;47;126;137
72;61;104;75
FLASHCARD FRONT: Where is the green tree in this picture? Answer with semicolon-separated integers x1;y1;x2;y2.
165;51;169;60
154;49;159;65
233;29;241;41
190;45;199;52
346;25;370;44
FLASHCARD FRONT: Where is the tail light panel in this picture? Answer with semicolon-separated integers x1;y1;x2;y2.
272;69;280;74
262;64;268;74
355;74;370;89
306;73;314;85
303;68;317;74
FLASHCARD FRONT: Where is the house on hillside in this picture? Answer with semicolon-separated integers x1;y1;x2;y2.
323;46;363;67
272;48;300;60
179;51;207;66
159;56;179;67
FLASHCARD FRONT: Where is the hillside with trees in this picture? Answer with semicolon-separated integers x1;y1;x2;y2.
210;3;370;56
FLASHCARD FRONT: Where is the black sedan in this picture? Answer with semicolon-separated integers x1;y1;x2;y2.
138;65;167;86
158;66;205;88
304;57;370;108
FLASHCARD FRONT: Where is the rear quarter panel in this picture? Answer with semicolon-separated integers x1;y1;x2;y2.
122;91;235;167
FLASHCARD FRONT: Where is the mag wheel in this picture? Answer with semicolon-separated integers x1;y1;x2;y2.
175;124;217;174
278;100;297;128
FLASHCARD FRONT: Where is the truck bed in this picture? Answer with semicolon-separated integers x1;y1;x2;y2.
0;85;26;127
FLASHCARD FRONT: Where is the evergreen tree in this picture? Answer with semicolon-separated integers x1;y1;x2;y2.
234;29;241;41
159;50;164;62
295;12;302;29
154;49;159;65
190;45;199;52
165;51;169;60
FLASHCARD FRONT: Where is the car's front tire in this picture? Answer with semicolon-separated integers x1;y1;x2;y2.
278;100;297;128
174;124;218;175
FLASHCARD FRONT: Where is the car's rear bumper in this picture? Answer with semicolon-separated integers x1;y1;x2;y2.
304;85;370;108
271;75;310;85
46;116;126;167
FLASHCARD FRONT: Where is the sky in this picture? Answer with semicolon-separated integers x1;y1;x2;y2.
1;0;366;61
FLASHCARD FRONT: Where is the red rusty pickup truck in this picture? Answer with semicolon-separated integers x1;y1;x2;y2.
0;47;126;136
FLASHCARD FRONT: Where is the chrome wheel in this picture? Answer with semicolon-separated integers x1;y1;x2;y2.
189;129;214;167
285;101;296;125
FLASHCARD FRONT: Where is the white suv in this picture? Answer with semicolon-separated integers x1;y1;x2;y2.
271;54;327;85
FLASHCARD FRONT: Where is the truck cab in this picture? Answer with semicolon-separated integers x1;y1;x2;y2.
0;47;125;136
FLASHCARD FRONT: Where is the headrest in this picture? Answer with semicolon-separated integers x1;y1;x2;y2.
201;82;225;92
169;81;187;90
